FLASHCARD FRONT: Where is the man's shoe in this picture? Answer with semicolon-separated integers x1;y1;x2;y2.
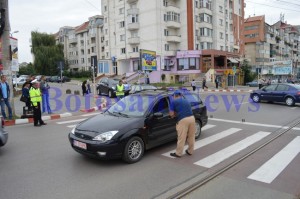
170;153;181;158
34;124;41;127
185;149;192;156
41;123;47;125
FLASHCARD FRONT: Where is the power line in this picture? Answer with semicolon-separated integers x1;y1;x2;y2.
275;0;300;7
246;0;300;13
83;0;101;12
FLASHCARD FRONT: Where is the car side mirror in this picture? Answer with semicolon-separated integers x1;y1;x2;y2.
153;112;163;118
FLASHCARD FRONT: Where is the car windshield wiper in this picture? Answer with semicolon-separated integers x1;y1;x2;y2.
113;111;129;117
106;110;118;116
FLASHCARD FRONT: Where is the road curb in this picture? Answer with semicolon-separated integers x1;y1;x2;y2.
80;102;107;113
4;112;73;126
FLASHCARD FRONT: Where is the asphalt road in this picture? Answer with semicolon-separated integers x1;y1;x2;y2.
1;92;300;199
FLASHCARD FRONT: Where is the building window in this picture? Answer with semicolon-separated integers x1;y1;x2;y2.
120;21;125;28
220;32;224;39
165;44;170;51
119;8;124;14
99;61;109;73
120;34;125;41
81;58;85;64
133;46;139;52
163;0;168;6
200;28;213;37
219;6;223;13
129;14;139;23
165;12;180;22
199;13;212;23
121;48;126;54
104;6;107;12
164;29;169;36
219;19;223;26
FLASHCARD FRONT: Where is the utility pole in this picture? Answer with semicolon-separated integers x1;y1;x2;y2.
1;0;16;116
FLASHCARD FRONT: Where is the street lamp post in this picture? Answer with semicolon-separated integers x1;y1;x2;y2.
10;30;19;37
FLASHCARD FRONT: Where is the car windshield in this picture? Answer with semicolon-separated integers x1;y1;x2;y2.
107;95;156;117
292;84;300;90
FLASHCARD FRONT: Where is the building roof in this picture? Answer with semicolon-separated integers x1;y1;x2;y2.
75;21;89;33
244;15;264;23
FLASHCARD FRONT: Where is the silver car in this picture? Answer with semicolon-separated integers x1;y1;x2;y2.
0;116;8;147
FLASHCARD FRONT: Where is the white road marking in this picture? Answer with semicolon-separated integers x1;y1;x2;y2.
56;118;86;124
194;131;271;168
209;118;300;131
162;127;241;158
247;136;300;183
67;125;76;128
81;112;100;117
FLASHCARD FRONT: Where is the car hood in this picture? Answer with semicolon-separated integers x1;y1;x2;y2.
76;113;143;134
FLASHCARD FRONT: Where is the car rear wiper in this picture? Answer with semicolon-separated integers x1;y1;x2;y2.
113;112;129;117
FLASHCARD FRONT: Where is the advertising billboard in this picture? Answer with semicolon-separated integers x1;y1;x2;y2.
10;37;19;71
140;49;157;71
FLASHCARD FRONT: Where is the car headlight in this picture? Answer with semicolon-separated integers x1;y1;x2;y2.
93;131;119;142
71;126;76;134
112;86;116;90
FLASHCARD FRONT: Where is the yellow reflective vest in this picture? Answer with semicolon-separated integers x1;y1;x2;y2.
116;84;124;96
29;87;42;106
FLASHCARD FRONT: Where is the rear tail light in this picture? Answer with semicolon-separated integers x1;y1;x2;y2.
297;92;300;96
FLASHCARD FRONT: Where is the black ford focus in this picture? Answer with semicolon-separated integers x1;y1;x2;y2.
69;90;208;163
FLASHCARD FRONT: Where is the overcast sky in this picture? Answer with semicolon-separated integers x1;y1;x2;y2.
8;0;300;63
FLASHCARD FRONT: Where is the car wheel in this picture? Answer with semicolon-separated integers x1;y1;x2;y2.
195;120;202;139
251;94;260;103
285;97;295;106
122;136;144;164
108;90;113;98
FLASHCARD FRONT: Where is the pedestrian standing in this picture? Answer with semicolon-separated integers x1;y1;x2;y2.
202;77;208;90
0;75;13;120
86;79;91;94
30;79;46;127
169;90;196;158
215;78;219;89
116;80;124;101
40;75;52;114
82;80;87;96
21;82;31;109
191;79;196;91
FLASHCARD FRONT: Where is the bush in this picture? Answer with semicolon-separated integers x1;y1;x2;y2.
66;89;71;94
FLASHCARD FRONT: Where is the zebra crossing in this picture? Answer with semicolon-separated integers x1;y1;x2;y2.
57;114;300;184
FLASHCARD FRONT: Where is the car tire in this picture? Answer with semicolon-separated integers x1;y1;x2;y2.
195;120;202;139
108;90;113;98
285;97;295;106
251;94;260;103
122;136;144;164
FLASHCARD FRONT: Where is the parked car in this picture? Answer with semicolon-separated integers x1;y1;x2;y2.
250;83;300;106
49;76;60;83
246;81;258;87
129;84;158;94
60;76;71;82
13;77;26;86
97;77;131;98
68;90;208;163
0;116;8;147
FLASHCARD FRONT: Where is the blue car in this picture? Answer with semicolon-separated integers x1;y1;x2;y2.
250;83;300;106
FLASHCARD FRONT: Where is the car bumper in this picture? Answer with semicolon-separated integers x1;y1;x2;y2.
68;133;124;159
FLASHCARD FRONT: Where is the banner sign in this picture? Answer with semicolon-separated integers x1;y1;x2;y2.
140;49;157;71
10;37;19;72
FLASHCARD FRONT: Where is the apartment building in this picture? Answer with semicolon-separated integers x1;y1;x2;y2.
244;15;300;80
56;15;104;72
101;0;244;84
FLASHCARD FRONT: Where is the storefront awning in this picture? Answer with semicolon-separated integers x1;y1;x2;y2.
228;58;239;63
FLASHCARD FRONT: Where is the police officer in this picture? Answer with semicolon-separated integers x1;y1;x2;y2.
30;79;46;127
116;80;124;101
169;90;196;158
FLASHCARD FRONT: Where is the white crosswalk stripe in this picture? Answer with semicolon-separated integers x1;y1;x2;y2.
56;118;86;125
194;131;271;168
162;127;241;158
247;136;300;183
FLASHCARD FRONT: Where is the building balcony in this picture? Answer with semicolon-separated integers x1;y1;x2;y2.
129;52;139;58
128;22;140;30
166;5;180;13
69;38;77;44
164;50;176;57
166;35;181;43
127;8;139;15
127;0;138;3
128;37;140;45
166;20;181;29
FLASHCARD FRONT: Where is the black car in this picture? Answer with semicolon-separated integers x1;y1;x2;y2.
250;83;300;106
0;116;8;147
69;90;208;163
97;77;130;98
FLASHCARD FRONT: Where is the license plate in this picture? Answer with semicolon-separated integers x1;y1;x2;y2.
73;140;87;150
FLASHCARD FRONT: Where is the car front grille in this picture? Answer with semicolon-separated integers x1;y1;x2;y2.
74;131;94;140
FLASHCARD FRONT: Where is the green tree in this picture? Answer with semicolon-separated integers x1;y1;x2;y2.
240;60;256;84
18;63;36;75
31;31;65;75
